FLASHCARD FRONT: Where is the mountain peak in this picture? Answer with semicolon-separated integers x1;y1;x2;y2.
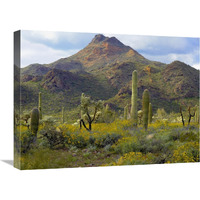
66;34;147;69
91;34;107;43
91;34;125;47
104;36;125;47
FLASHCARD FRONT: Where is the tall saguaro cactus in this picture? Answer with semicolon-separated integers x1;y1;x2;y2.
31;108;39;142
148;103;153;124
38;92;42;119
131;70;138;126
142;89;150;130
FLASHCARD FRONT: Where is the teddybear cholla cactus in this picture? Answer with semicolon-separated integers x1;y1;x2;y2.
131;70;138;126
38;92;42;119
31;108;40;138
142;89;150;130
80;93;103;131
148;103;153;124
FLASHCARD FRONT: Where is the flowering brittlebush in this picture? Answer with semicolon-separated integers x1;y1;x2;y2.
107;152;155;166
167;141;199;163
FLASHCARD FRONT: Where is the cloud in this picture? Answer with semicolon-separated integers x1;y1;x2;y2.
21;38;80;67
21;30;97;67
105;33;199;67
21;30;96;51
106;33;198;54
192;63;200;70
142;51;199;66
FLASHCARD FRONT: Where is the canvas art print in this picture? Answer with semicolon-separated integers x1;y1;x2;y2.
14;30;199;170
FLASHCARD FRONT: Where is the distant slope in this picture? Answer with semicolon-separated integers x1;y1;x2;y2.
45;60;84;72
20;68;118;113
162;61;199;98
21;64;50;76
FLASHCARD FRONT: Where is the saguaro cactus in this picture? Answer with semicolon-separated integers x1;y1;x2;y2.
124;105;128;120
38;92;42;119
31;108;39;139
148;103;153;124
142;89;150;130
62;106;64;123
131;70;138;126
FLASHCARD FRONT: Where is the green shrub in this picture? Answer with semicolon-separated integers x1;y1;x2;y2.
94;133;122;148
72;135;88;148
14;129;36;153
168;127;199;142
40;127;65;149
112;136;140;154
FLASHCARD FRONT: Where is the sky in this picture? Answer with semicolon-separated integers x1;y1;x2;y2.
21;30;200;69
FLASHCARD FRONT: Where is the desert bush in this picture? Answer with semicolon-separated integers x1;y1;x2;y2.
40;115;57;127
19;148;78;170
168;127;199;142
63;129;122;149
14;129;36;154
167;141;199;163
93;133;122;148
112;136;140;154
69;134;88;148
62;129;89;148
113;152;155;165
39;127;65;149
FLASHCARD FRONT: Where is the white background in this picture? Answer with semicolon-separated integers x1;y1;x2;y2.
0;0;199;199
